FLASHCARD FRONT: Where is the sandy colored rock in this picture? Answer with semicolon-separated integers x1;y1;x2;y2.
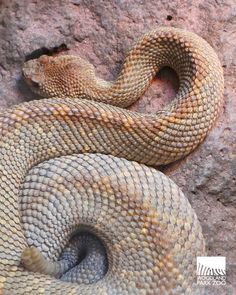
0;0;235;294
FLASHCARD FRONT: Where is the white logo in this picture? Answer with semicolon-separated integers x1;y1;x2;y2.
197;256;226;286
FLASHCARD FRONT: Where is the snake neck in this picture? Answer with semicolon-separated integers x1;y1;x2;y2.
82;38;163;108
23;27;224;114
75;27;224;112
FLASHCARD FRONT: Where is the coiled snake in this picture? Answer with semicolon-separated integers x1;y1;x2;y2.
0;27;224;294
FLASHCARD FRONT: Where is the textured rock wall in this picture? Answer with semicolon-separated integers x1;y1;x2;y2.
0;0;235;294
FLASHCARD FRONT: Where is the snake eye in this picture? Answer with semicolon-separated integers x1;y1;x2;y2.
31;80;40;89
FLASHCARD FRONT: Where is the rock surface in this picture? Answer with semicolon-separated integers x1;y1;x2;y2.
0;0;235;294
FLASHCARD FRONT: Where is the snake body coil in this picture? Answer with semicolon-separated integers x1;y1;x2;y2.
0;27;223;294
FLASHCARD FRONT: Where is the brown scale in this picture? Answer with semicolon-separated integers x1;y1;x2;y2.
0;27;223;294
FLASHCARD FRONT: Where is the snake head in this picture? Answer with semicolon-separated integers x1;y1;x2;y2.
23;55;49;96
22;55;96;98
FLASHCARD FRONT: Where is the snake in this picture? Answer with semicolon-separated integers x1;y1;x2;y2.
0;27;224;294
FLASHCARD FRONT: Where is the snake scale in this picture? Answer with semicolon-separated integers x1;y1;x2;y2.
0;27;224;294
